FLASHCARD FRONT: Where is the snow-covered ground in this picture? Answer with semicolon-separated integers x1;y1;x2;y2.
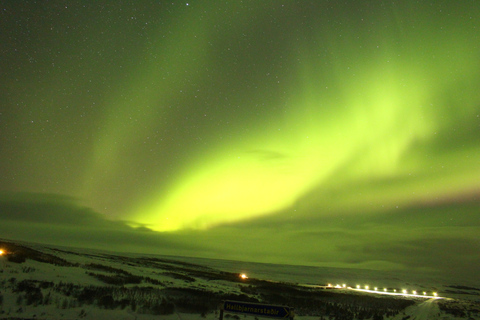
0;239;478;320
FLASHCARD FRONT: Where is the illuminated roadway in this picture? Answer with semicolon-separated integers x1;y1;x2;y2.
303;284;444;300
240;274;444;300
348;287;442;299
242;275;445;319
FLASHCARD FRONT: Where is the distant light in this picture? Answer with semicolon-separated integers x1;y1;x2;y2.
374;287;378;291
356;285;360;289
403;290;407;294
413;291;417;295
384;288;387;292
365;285;369;290
328;283;332;287
394;289;397;292
423;292;427;295
433;292;438;297
0;249;4;255
240;273;248;280
342;284;346;288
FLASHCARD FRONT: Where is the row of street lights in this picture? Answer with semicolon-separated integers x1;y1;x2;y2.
327;283;439;298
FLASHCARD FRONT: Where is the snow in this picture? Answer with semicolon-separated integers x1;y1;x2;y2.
392;298;441;320
0;240;478;320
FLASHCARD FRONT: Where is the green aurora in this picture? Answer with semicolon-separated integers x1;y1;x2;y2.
1;1;479;278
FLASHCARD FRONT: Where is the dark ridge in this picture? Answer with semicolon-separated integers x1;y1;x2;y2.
446;285;480;291
0;240;76;266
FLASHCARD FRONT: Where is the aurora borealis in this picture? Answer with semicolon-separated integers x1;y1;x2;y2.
1;1;479;279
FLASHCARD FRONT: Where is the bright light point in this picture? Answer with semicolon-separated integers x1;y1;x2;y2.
423;292;427;295
384;288;387;292
394;289;397;292
433;292;438;296
327;283;332;287
365;286;369;290
240;273;248;280
356;285;360;289
403;290;407;294
374;287;378;291
342;284;346;288
0;249;4;255
413;291;417;295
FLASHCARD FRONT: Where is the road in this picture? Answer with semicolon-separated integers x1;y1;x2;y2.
393;298;441;320
306;283;442;299
348;287;441;299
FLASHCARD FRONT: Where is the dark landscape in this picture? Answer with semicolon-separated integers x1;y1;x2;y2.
0;239;478;320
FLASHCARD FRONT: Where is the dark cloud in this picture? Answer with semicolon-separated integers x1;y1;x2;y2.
0;192;198;255
338;236;480;277
0;191;478;284
0;192;117;227
186;197;480;280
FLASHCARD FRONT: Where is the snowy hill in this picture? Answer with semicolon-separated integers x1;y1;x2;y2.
0;239;478;320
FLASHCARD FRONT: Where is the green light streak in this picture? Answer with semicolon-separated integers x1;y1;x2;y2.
120;2;480;231
83;6;212;197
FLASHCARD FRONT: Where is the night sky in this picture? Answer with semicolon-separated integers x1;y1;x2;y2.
1;1;479;280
